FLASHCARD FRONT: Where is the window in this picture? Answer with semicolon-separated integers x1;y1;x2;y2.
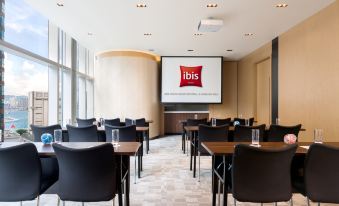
4;0;48;57
4;53;48;133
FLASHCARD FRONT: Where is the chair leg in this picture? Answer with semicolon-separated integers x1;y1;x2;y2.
63;201;66;206
218;179;221;206
275;202;277;206
234;198;236;206
112;197;115;206
134;152;137;184
36;195;40;206
318;203;320;206
198;151;201;182
20;201;23;206
57;197;61;206
260;203;263;206
307;198;310;206
290;197;293;206
82;202;84;206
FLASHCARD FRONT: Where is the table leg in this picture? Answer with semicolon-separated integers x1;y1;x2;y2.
193;132;197;178
125;156;130;206
118;156;123;206
223;155;228;206
146;131;149;154
190;131;193;171
212;156;217;206
134;152;137;184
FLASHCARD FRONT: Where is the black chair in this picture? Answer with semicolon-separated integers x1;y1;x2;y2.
104;118;121;127
233;117;255;126
31;124;62;142
76;118;96;127
53;143;117;205
0;143;56;205
104;125;137;142
66;125;99;142
214;118;231;126
198;124;229;181
232;144;297;205
301;144;339;205
125;118;146;126
105;125;141;179
267;124;302;142
233;124;266;142
186;118;208;174
30;124;61;195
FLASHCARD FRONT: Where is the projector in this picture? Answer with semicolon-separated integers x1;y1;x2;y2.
198;19;223;32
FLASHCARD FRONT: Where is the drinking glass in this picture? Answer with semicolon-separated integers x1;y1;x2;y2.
0;130;2;146
112;129;120;147
132;119;136;126
251;129;260;146
314;129;323;143
246;119;249;126
100;118;105;127
211;118;216;127
276;118;280;125
54;129;63;143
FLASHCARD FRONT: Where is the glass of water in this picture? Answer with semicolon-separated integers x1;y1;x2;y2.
54;129;63;143
112;129;120;147
276;118;280;125
245;119;249;126
314;129;323;143
251;129;260;146
211;118;216;127
0;130;2;146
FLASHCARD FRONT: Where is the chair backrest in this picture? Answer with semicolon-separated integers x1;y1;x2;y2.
104;118;121;127
186;118;208;126
76;118;96;127
53;143;116;202
125;118;146;126
233;117;255;126
232;144;297;203
233;124;266;142
105;125;137;142
213;118;231;126
66;125;98;142
304;144;339;203
0;143;41;201
31;124;62;142
198;125;229;153
267;124;302;142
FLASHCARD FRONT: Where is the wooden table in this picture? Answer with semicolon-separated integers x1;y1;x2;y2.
201;142;339;206
0;142;140;206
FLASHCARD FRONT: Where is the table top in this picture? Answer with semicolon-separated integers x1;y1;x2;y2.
201;142;339;155
62;126;149;132
184;126;305;132
0;142;141;157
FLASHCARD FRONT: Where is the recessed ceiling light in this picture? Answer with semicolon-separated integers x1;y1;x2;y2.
207;4;218;8
276;3;288;8
244;33;254;36
57;2;64;7
187;49;194;52
136;4;147;8
227;49;233;52
144;33;152;36
194;33;203;36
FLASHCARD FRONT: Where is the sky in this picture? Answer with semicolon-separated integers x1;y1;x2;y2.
4;0;48;96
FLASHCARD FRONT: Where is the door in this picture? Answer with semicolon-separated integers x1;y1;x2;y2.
256;59;271;126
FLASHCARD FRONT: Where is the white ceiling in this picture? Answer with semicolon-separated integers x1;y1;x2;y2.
26;0;335;60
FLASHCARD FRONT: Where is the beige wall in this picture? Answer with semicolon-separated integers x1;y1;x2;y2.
279;1;339;141
209;61;238;118
237;43;272;119
94;52;161;138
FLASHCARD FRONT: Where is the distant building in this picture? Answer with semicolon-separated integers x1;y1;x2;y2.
28;91;48;126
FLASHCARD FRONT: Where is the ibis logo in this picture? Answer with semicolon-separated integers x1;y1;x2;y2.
179;66;203;87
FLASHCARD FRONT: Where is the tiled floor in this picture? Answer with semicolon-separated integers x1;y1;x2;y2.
0;135;337;205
